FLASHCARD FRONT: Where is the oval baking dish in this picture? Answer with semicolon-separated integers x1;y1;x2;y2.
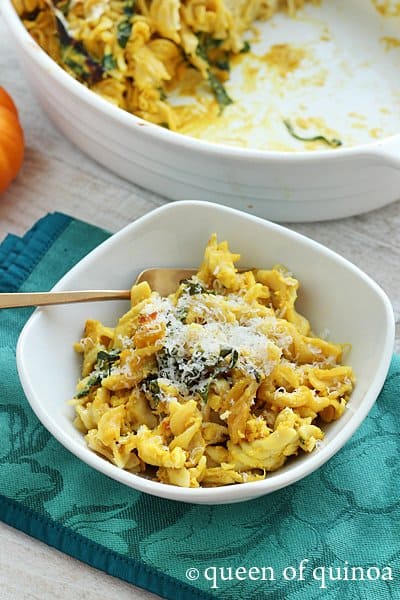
4;0;400;222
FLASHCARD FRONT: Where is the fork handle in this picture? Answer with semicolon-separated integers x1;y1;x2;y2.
0;290;131;308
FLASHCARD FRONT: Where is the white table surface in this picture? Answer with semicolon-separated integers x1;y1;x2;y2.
0;10;399;600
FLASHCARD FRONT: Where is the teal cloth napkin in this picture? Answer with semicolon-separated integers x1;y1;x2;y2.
1;213;399;600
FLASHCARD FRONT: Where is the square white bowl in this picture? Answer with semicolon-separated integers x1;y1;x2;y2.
17;201;395;504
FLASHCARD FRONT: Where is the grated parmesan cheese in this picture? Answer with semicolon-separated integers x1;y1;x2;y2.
138;289;281;397
117;334;134;348
220;410;231;420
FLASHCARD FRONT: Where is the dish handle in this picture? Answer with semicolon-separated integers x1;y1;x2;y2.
369;136;400;169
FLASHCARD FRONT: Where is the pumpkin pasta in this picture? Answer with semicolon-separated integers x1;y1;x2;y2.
14;0;314;131
71;234;354;488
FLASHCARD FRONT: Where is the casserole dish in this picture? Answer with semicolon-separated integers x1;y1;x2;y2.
3;0;400;222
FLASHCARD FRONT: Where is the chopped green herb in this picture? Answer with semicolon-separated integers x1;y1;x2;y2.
103;54;117;71
158;87;167;101
54;0;71;16
74;349;121;398
97;349;121;375
240;41;251;53
208;38;223;49
63;56;85;78
215;59;230;71
226;349;239;370
117;21;132;48
176;306;189;323
156;346;239;403
196;34;224;55
195;36;233;111
247;365;261;383
56;16;104;84
180;279;214;296
208;71;233;111
75;372;103;398
283;119;342;148
219;348;239;371
199;348;239;402
195;42;208;63
123;0;136;16
141;375;162;408
219;348;233;358
199;381;212;403
117;1;136;48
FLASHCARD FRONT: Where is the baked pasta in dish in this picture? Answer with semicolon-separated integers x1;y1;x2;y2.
71;234;355;487
14;0;315;131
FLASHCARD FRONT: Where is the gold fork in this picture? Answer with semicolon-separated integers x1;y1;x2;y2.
0;268;197;308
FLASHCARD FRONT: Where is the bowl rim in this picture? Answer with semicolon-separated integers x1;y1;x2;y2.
3;0;399;164
16;201;395;503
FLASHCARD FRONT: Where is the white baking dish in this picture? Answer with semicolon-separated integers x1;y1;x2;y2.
3;0;400;222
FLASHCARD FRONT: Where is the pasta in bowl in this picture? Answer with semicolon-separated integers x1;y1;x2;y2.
71;233;354;488
16;201;394;503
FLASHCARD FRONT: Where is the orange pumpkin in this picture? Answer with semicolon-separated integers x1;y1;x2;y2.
0;87;24;193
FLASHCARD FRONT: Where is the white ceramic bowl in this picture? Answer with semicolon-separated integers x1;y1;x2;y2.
4;0;400;222
17;201;395;504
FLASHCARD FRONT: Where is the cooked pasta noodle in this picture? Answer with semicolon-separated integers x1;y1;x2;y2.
14;0;314;131
71;234;354;487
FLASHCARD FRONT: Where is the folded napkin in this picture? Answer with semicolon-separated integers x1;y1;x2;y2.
0;213;399;600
